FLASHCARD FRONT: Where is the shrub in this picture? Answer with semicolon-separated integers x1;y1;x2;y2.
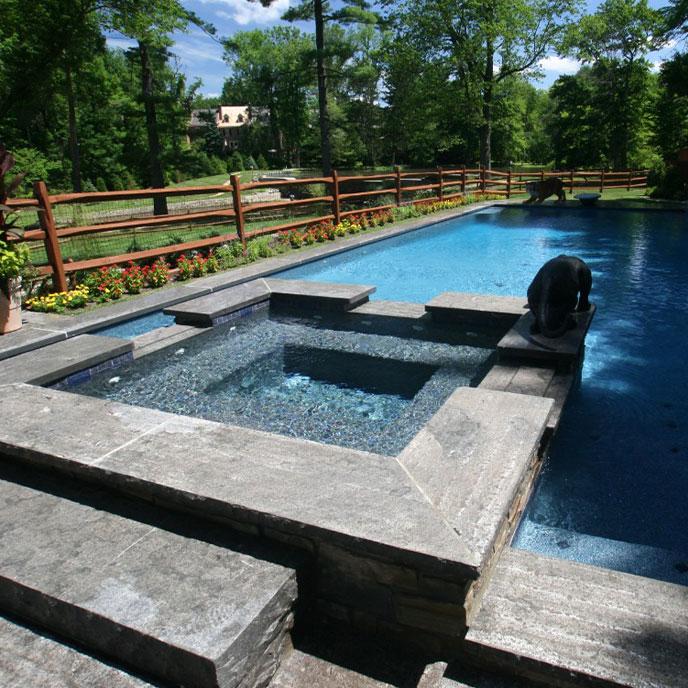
176;255;193;280
26;286;90;313
82;266;124;302
144;258;169;288
206;252;220;273
122;261;145;294
191;253;207;277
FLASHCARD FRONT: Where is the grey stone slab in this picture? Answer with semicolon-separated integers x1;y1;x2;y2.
505;366;556;397
265;278;375;311
0;325;66;361
397;388;553;573
0;614;159;688
477;365;518;392
0;383;169;465
498;305;596;364
348;300;427;321
164;279;271;326
96;416;468;575
426;293;527;327
466;548;688;688
418;661;537;688
0;335;133;385
0;384;467;576
0;465;297;688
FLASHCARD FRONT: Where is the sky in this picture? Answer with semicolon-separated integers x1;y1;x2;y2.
105;0;683;97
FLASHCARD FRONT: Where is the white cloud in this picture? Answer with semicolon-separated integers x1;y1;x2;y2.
538;55;581;75
214;0;290;26
171;37;224;64
650;59;664;73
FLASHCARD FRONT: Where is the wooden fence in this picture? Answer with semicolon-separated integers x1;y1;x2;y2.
6;166;648;293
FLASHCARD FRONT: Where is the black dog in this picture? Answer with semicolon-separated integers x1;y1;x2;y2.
527;255;592;338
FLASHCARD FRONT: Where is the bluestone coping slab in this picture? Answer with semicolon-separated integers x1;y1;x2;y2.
265;278;376;311
0;384;467;577
164;279;271;326
0;464;298;688
0;325;66;361
397;387;553;573
426;293;527;327
0;335;133;386
498;305;596;363
0;614;157;688
465;548;688;688
348;300;428;321
132;323;202;359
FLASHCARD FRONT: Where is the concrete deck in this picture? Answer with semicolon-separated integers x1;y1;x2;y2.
466;548;688;687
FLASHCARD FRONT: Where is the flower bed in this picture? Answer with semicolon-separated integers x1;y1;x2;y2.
24;194;495;314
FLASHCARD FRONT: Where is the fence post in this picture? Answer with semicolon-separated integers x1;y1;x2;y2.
480;166;486;193
230;173;246;253
437;166;444;201
394;165;402;207
627;169;632;191
599;169;605;193
33;181;67;293
461;165;466;194
331;169;341;225
506;169;511;199
569;169;574;195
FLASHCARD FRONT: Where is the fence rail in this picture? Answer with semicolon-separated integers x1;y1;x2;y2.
5;166;648;293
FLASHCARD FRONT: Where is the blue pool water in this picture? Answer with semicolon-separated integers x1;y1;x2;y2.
280;206;688;584
72;312;493;455
93;311;175;339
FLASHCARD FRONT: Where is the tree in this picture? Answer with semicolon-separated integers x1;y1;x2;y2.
561;0;663;168
388;0;576;169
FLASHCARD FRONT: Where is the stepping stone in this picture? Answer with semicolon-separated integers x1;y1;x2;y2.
265;278;375;311
425;292;526;328
0;463;298;688
164;279;271;326
0;334;132;386
465;548;688;687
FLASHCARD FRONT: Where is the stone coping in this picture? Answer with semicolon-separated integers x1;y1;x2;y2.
9;202;499;361
0;461;298;688
497;305;596;364
0;335;133;386
426;293;527;327
265;278;376;311
164;279;271;326
465;548;688;688
0;383;550;583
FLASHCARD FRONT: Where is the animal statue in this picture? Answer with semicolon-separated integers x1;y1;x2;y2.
527;255;592;338
524;177;566;204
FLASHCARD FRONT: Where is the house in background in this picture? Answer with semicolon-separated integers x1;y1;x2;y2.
188;105;269;151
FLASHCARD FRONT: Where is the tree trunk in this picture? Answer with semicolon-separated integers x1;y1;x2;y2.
65;65;81;193
314;0;332;176
138;41;168;215
480;44;493;170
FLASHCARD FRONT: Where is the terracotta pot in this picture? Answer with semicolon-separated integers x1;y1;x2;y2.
0;277;22;334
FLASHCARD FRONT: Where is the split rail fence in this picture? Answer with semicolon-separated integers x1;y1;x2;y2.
6;166;648;293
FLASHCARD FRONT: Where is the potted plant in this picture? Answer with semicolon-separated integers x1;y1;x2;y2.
0;146;30;334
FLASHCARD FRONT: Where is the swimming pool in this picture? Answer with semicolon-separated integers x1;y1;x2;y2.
280;205;688;584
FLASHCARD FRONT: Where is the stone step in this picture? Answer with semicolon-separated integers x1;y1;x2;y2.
0;461;299;688
465;548;688;687
265;278;375;311
0;613;161;688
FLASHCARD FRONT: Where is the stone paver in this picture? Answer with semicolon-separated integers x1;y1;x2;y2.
0;325;66;362
466;548;688;687
0;462;297;688
0;335;132;385
0;614;159;688
164;279;271;326
426;293;526;328
397;387;552;573
498;306;596;364
0;383;466;576
265;278;375;311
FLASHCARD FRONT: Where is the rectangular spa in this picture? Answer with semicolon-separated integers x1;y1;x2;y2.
62;311;494;455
